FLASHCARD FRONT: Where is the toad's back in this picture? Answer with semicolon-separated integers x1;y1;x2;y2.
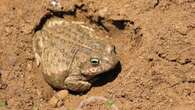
34;18;110;75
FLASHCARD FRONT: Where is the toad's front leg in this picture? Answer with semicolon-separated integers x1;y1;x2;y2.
64;75;91;92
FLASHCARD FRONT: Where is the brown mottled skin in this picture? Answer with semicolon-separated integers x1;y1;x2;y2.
33;17;119;92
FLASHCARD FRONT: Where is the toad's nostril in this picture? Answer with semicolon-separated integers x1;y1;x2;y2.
112;46;116;54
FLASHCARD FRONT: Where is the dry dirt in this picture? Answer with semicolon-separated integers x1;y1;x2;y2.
0;0;195;110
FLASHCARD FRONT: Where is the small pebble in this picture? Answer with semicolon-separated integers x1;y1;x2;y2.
0;83;7;89
48;90;68;108
55;90;68;100
26;61;33;72
48;96;59;108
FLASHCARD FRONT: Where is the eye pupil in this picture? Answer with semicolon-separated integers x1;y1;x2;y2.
90;58;99;65
92;60;98;64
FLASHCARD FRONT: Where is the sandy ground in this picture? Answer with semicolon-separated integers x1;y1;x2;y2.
0;0;195;110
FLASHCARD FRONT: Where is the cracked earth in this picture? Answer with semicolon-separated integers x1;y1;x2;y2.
0;0;195;110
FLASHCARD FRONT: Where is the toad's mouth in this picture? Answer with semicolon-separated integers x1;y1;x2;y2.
81;67;104;79
81;74;93;81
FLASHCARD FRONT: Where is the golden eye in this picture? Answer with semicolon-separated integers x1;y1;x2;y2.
90;58;100;65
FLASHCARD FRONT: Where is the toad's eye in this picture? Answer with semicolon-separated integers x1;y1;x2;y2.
90;58;100;66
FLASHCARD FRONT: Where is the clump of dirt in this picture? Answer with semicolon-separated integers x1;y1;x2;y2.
0;0;195;110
